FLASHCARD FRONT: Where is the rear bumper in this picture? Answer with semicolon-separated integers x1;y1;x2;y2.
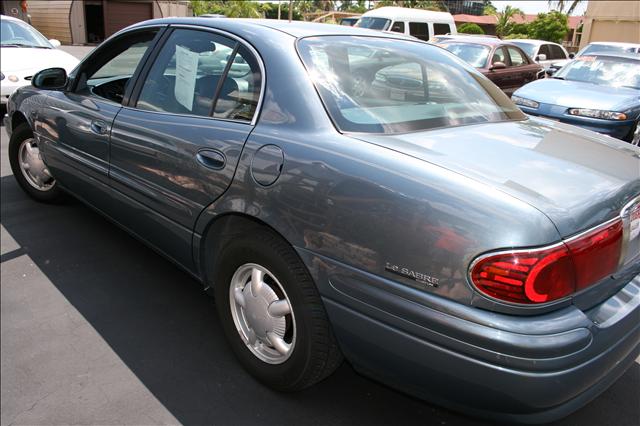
298;248;640;423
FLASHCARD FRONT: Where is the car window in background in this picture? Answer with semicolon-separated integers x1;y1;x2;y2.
409;22;429;41
390;21;405;33
554;55;640;89
549;44;566;60
510;41;536;59
507;47;526;66
136;29;236;117
440;43;490;68
433;23;450;36
355;17;391;31
298;36;524;134
1;19;52;48
537;44;551;59
580;44;639;56
492;47;507;64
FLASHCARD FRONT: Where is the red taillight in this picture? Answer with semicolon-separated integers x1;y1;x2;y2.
470;219;623;305
566;220;623;291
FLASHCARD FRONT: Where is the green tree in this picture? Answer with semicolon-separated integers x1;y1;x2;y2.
504;33;529;39
548;0;584;15
457;23;484;34
191;0;262;18
528;11;569;43
483;4;497;15
340;0;367;13
492;5;524;38
374;0;446;11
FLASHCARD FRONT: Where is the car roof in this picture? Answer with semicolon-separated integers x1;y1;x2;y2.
129;17;413;40
436;36;514;47
588;41;640;48
508;39;562;46
1;14;25;22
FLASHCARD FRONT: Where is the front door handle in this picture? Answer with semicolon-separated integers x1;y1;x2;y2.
90;120;109;135
196;149;226;170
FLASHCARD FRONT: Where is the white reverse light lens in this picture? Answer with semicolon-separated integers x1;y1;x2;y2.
512;95;539;109
568;108;627;120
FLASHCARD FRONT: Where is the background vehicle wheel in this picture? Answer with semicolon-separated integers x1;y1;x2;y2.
214;229;343;391
9;123;64;203
629;121;639;146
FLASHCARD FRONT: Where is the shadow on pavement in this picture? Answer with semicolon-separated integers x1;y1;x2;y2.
1;175;638;426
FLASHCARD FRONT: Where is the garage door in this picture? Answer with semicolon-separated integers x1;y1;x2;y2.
105;1;153;37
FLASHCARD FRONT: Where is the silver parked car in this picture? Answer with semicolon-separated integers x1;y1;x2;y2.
4;18;640;423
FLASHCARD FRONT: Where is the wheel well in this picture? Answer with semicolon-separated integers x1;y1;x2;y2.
11;111;28;131
199;213;293;290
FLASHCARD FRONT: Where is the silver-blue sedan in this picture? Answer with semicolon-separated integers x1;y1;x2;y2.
513;53;640;144
4;17;640;424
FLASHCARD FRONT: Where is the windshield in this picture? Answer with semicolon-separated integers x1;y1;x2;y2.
511;42;536;59
439;42;490;68
298;36;524;134
555;55;640;89
355;17;391;31
0;19;52;48
579;44;639;56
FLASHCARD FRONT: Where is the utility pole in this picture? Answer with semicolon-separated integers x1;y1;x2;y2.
278;1;281;19
289;0;293;21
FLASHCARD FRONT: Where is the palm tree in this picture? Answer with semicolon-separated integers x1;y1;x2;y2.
493;5;524;38
548;0;584;15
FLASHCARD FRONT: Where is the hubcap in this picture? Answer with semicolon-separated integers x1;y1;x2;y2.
229;263;296;364
18;138;55;191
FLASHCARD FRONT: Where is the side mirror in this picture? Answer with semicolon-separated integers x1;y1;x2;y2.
490;61;506;70
569;53;575;59
545;68;557;77
535;53;547;61
32;67;68;90
49;39;61;48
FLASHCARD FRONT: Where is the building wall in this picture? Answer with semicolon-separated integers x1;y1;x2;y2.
579;1;640;48
28;0;73;44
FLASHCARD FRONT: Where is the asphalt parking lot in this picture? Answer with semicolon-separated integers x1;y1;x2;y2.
1;46;639;426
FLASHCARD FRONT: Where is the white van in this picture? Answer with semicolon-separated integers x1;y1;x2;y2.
355;7;456;41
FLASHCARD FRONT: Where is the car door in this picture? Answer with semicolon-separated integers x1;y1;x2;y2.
504;45;538;94
108;27;263;269
39;27;163;208
486;46;511;91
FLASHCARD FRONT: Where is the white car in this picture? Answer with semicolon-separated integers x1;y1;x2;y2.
509;39;572;71
1;14;79;104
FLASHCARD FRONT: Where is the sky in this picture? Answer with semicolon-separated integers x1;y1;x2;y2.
491;1;588;16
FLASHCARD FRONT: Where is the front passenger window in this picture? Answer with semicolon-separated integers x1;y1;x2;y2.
77;29;158;103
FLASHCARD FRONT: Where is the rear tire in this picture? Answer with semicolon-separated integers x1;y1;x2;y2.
214;229;343;391
9;123;64;203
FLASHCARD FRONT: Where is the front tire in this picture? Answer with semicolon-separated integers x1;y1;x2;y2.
9;123;64;203
214;229;342;391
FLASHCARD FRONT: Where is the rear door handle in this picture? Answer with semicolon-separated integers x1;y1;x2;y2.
196;149;226;170
90;120;109;135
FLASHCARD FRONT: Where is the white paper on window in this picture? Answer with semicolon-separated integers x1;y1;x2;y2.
174;45;199;111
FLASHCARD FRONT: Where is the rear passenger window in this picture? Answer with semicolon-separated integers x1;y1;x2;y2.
433;23;450;36
213;45;262;122
390;21;405;33
136;29;261;122
507;47;526;66
409;22;429;41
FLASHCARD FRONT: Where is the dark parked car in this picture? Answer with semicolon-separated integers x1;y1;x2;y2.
513;53;640;144
4;18;640;424
438;36;544;95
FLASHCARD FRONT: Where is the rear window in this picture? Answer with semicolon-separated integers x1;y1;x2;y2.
298;36;524;134
440;42;490;68
355;17;391;31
